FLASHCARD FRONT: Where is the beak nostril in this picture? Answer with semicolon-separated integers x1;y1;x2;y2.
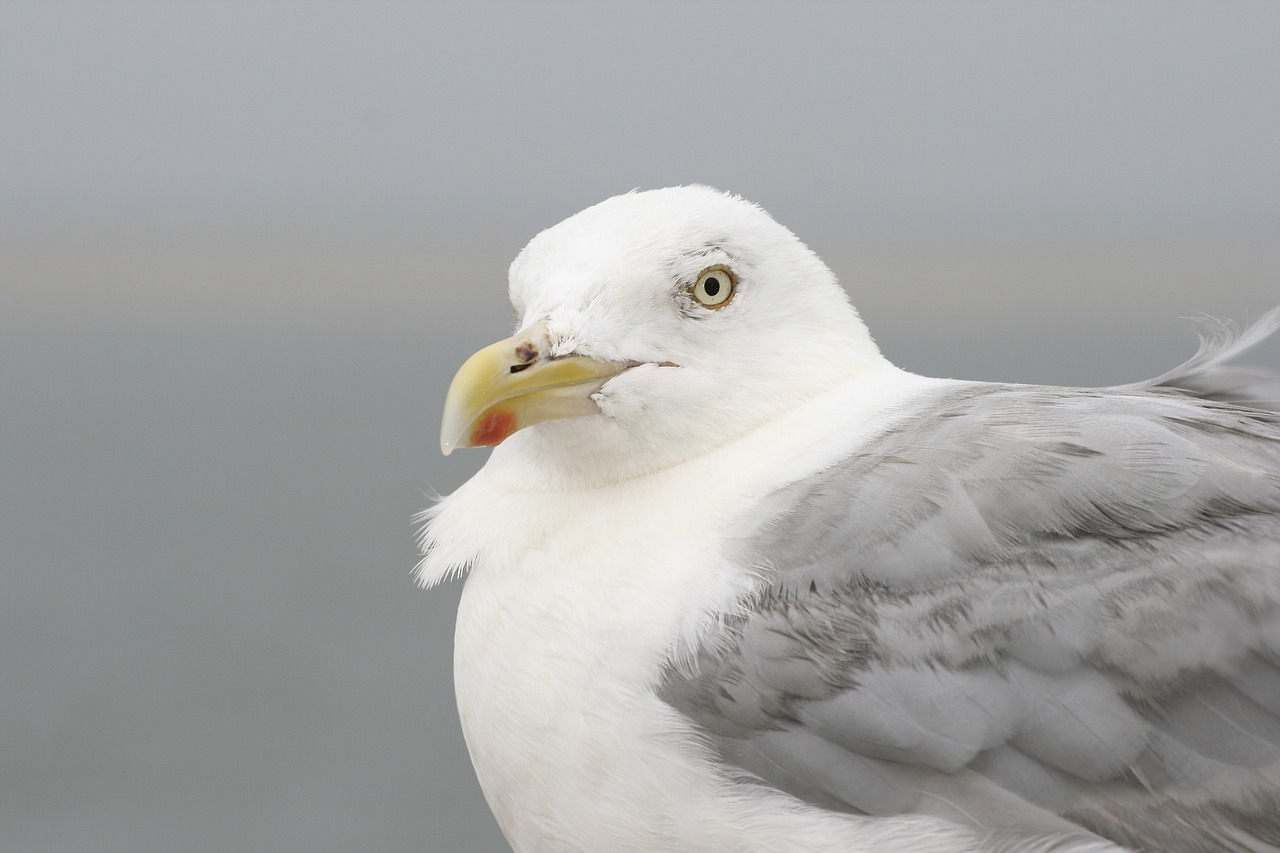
511;342;539;374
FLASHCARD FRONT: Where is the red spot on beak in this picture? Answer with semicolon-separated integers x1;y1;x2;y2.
470;408;518;447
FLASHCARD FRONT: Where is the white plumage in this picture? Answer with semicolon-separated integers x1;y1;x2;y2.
419;187;1280;852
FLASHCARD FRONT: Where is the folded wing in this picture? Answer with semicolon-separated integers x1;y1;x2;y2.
663;331;1280;852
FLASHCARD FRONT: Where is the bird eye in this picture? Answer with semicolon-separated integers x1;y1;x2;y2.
691;265;736;309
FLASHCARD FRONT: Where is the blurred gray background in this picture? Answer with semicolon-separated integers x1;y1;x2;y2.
2;2;1277;851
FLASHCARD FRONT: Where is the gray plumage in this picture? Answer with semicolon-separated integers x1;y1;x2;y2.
662;311;1280;853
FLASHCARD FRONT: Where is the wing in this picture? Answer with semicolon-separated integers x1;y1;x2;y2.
1141;306;1280;412
662;379;1280;852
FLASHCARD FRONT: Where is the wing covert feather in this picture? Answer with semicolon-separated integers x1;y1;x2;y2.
663;381;1280;852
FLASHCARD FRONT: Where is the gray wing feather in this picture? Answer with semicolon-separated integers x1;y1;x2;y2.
1144;306;1280;411
663;316;1280;852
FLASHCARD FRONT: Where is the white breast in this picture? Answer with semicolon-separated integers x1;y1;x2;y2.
423;366;978;852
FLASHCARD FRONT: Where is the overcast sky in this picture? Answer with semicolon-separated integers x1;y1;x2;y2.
3;0;1279;245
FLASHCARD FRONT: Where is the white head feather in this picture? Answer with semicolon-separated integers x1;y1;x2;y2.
497;186;886;482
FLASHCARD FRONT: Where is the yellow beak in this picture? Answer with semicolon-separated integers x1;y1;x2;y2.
440;322;630;455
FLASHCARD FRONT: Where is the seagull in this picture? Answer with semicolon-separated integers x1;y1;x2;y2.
417;187;1280;853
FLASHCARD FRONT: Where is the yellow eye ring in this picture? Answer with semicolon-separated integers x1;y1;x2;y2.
691;265;736;309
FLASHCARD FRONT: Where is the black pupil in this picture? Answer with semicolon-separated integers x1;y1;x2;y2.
703;277;721;297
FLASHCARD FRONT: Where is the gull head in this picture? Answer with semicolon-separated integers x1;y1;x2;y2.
440;186;883;480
